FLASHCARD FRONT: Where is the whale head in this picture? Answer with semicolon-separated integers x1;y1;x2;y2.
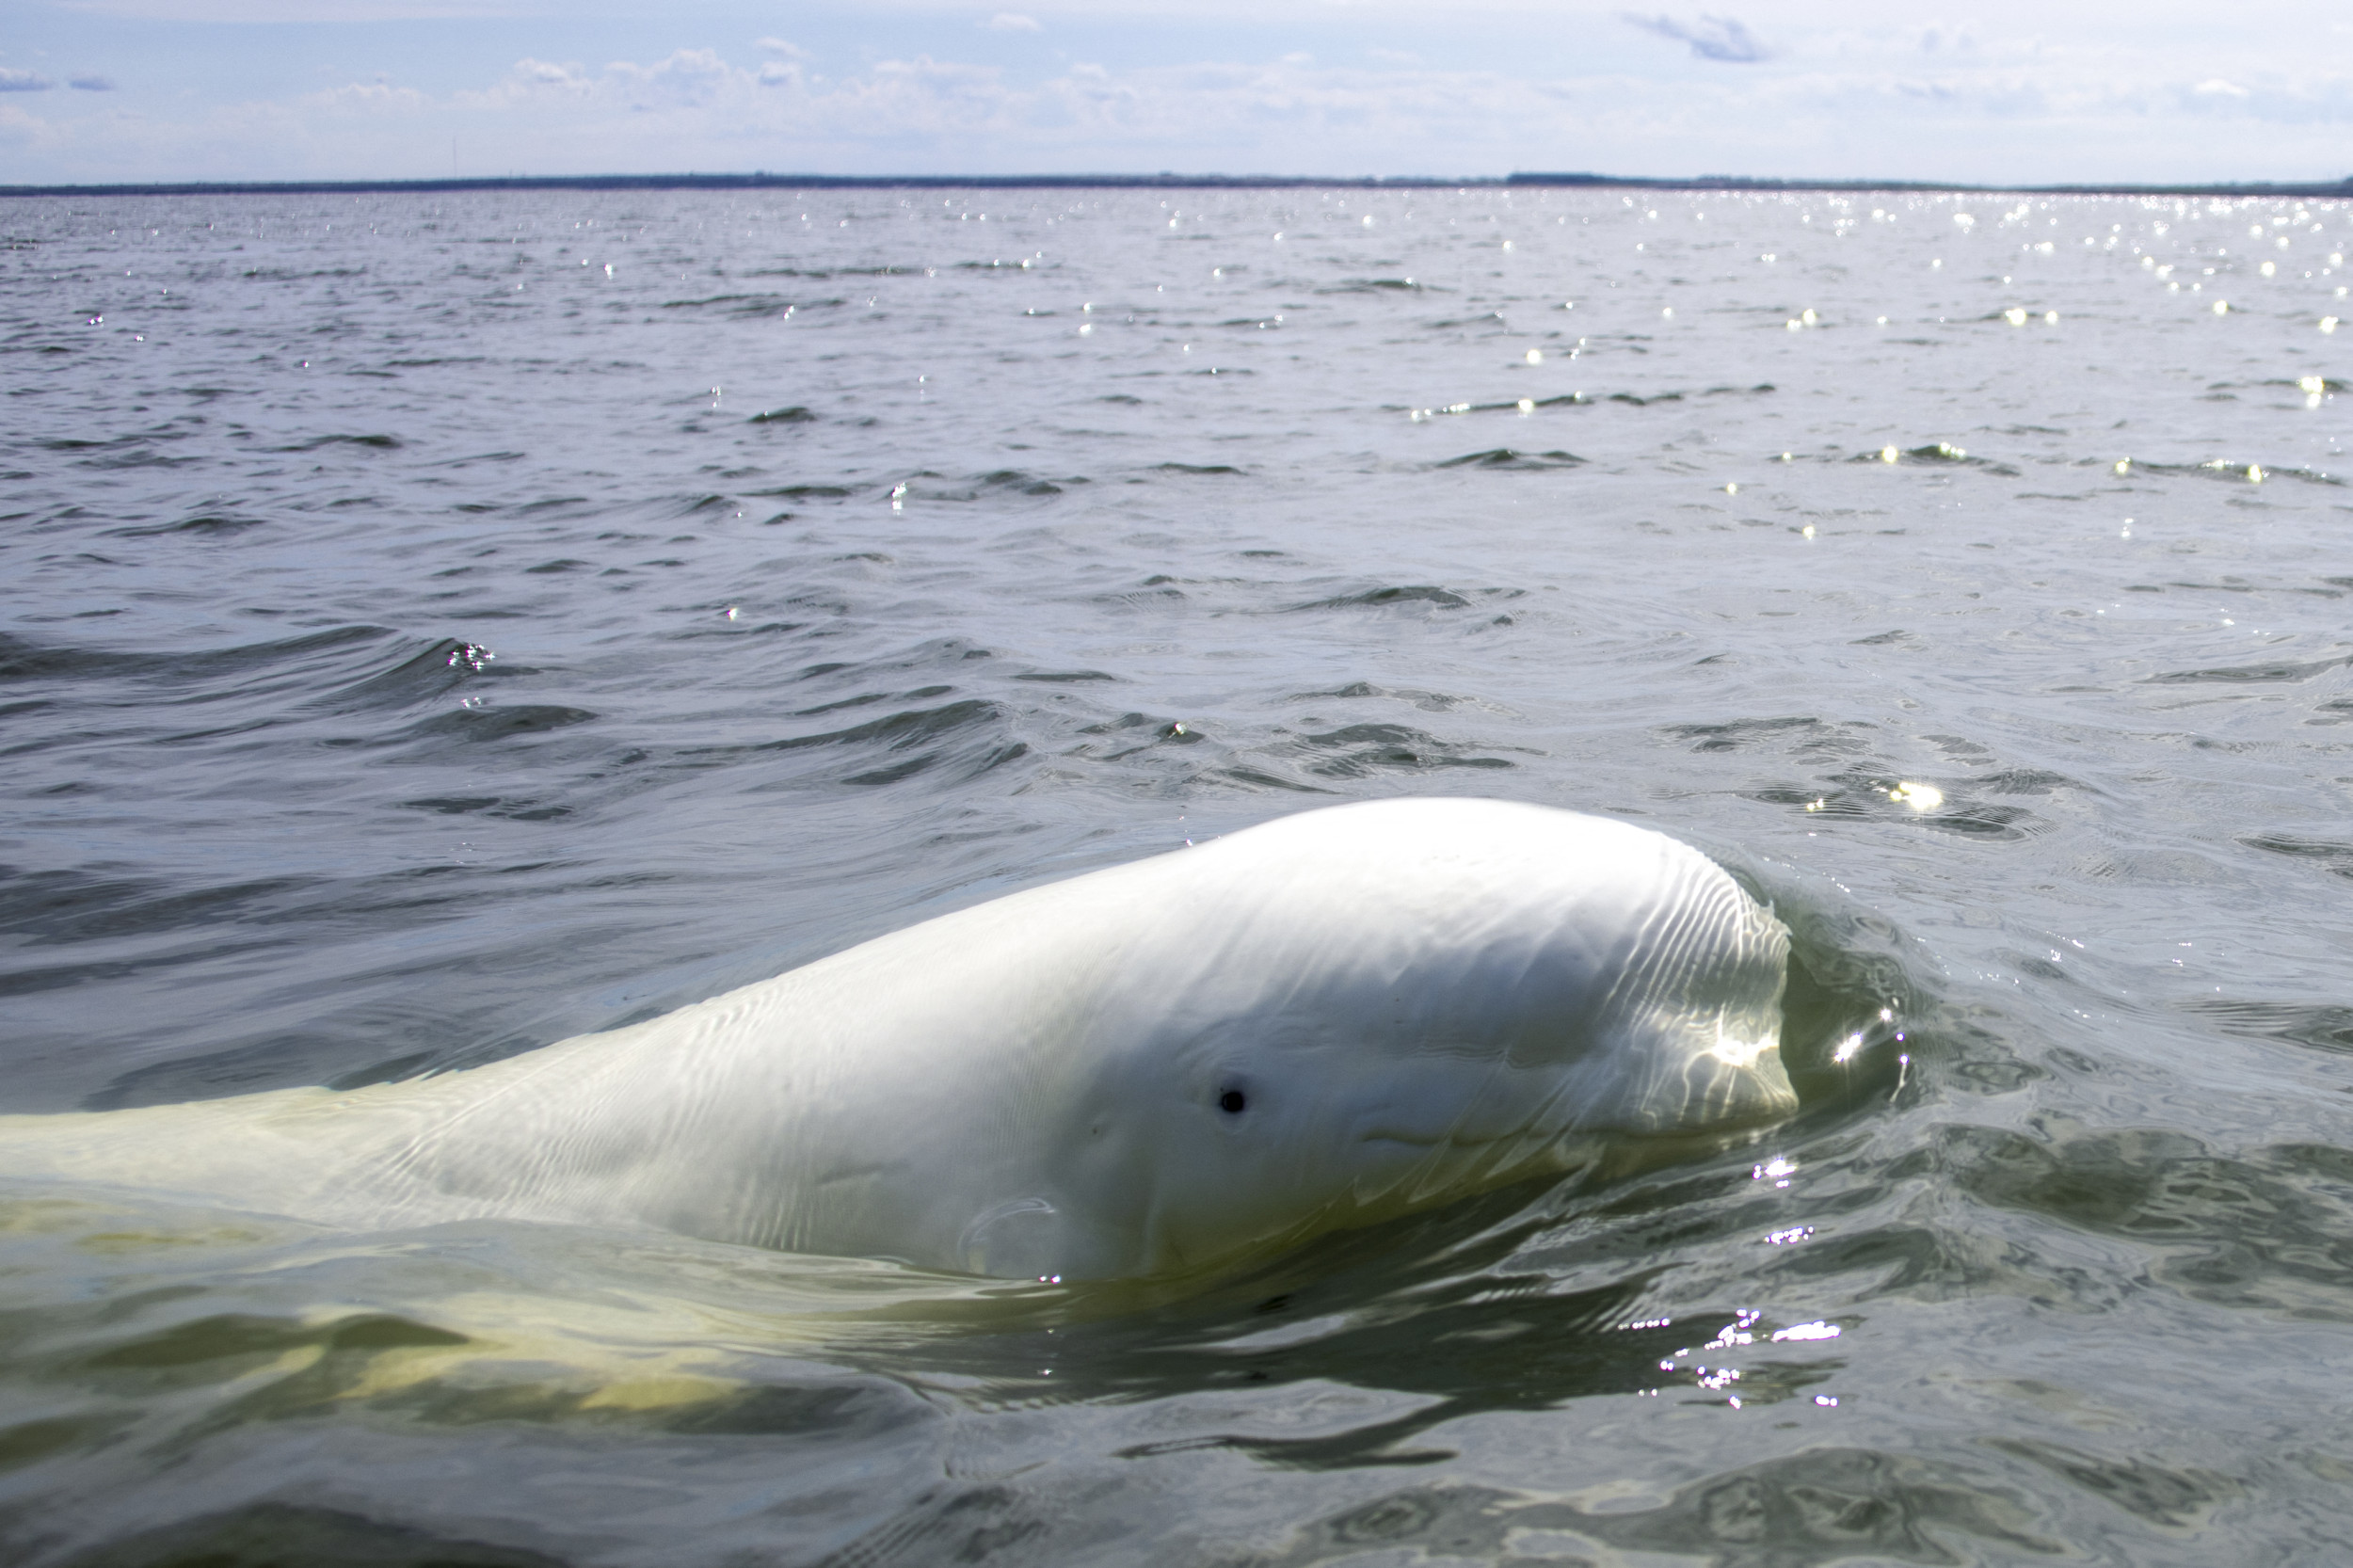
950;800;1797;1281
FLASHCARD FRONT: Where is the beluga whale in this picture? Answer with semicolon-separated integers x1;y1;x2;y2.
0;798;1798;1282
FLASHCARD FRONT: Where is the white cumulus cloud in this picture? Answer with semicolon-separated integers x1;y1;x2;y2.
499;57;592;94
604;47;734;107
1623;13;1771;64
985;12;1042;31
10;23;2353;187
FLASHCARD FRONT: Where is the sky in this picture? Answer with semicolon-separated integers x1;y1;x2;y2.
3;2;2351;187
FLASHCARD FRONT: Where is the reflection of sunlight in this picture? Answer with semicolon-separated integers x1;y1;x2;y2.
1835;1007;1903;1066
1889;780;1944;812
1644;1308;1845;1409
1772;1320;1840;1342
1706;1019;1773;1070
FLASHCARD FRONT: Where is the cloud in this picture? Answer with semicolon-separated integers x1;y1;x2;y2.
1622;13;1770;64
2193;78;2249;97
40;0;545;18
490;57;600;97
69;75;117;91
984;12;1042;31
317;79;426;111
604;47;733;107
13;30;2353;188
0;68;55;91
754;43;809;90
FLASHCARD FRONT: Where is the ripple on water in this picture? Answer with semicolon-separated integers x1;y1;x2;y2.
678;696;1027;790
1280;723;1525;780
9;186;2353;1566
1289;584;1477;612
1940;1124;2353;1321
2143;653;2353;685
1229;1458;2065;1564
1433;447;1584;469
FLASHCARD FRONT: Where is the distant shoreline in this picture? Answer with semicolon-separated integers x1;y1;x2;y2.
3;171;2350;200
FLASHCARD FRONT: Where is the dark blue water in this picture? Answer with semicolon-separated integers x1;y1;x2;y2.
4;185;2352;1565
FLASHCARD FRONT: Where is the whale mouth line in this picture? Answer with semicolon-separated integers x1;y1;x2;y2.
1356;1128;1532;1153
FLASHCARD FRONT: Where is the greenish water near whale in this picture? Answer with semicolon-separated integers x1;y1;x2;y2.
2;184;2350;1565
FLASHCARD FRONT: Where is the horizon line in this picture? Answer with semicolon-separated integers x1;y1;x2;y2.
5;171;2352;200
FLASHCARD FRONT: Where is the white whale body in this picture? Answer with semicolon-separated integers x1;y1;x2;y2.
0;798;1796;1280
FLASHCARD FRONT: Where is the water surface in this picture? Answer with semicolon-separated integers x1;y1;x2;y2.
3;185;2352;1565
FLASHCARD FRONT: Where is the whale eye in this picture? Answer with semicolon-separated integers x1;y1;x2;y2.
1218;1087;1248;1115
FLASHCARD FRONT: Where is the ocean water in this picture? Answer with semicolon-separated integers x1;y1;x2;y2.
2;183;2351;1566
